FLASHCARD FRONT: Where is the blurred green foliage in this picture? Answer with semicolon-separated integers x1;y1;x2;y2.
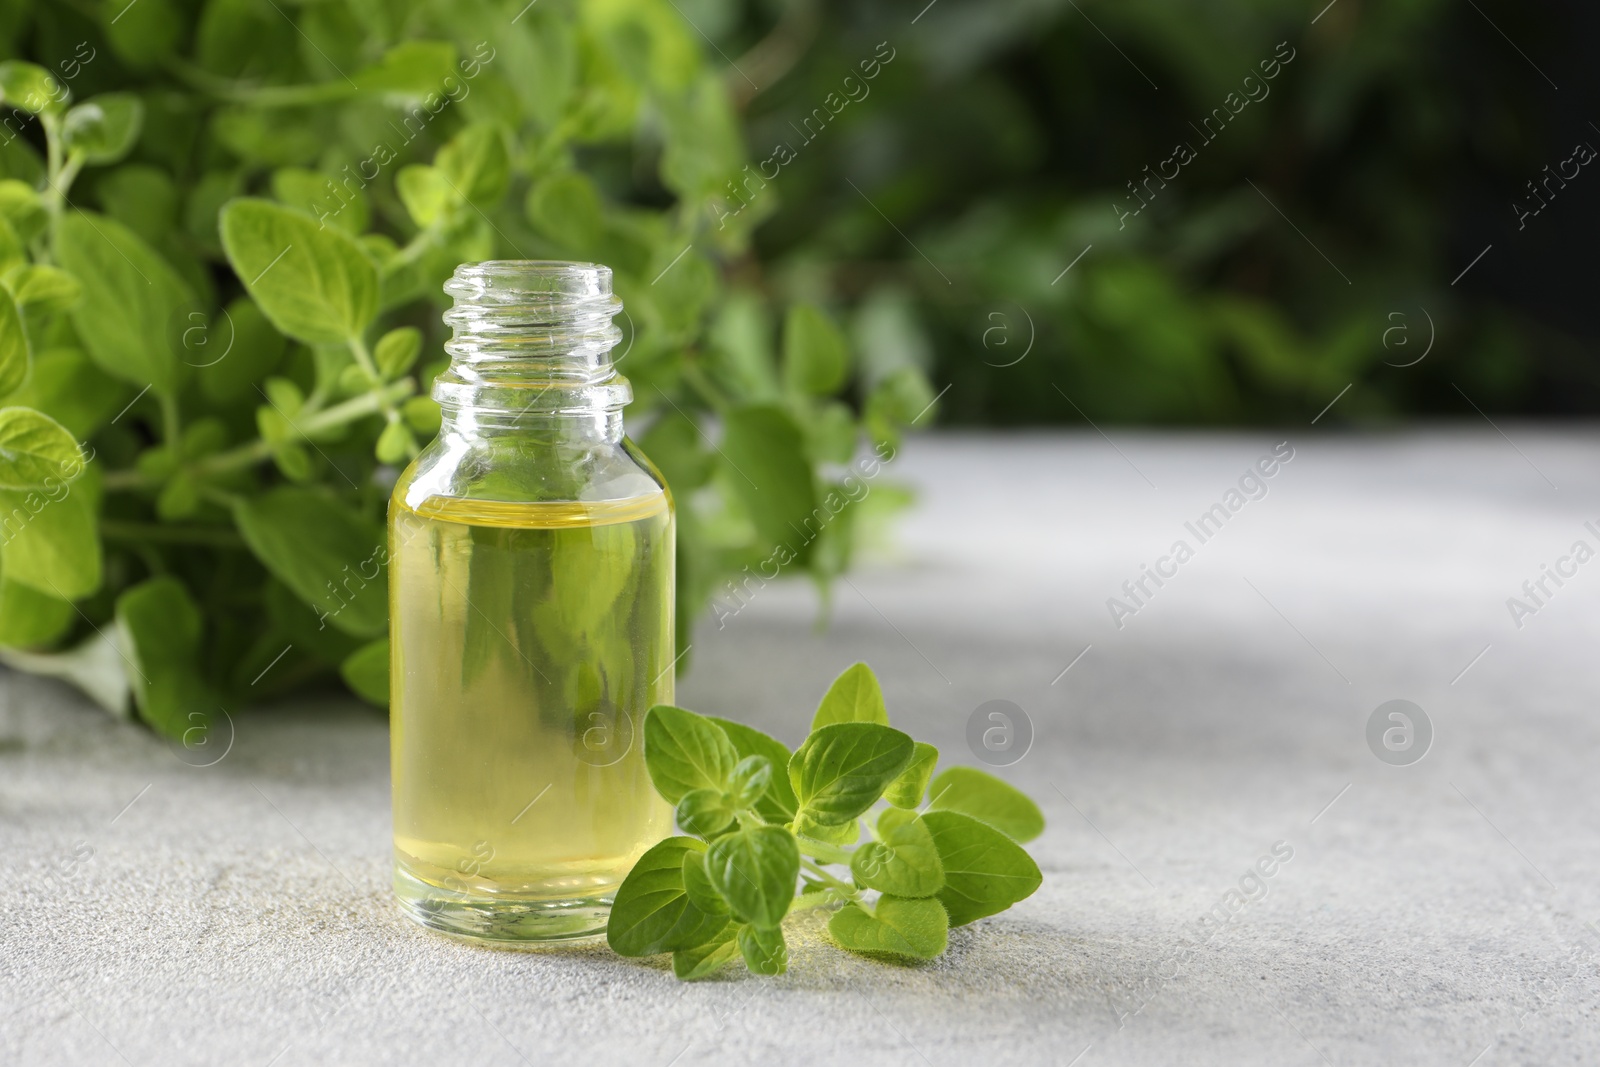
0;0;934;731
721;0;1567;424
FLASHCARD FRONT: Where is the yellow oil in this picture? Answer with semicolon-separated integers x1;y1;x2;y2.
389;490;674;940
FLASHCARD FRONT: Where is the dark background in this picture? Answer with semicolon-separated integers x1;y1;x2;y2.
709;0;1598;425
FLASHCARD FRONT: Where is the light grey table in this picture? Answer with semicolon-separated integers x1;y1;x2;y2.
4;429;1599;1066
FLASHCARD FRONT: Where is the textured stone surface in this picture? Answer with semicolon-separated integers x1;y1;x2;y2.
4;429;1599;1066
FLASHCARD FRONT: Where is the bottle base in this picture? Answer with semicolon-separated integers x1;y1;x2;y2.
393;866;612;944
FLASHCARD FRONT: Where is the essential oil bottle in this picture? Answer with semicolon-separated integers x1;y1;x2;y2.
389;261;673;941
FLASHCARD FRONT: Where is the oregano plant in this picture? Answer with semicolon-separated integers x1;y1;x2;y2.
607;663;1044;978
0;2;938;738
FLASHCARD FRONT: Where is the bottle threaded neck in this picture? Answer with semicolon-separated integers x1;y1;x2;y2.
435;260;628;417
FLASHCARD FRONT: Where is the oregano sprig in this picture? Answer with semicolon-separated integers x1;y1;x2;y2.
606;662;1044;978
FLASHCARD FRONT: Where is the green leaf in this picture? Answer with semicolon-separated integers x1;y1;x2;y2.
672;924;739;980
719;404;817;553
263;578;363;668
0;287;27;397
927;766;1046;843
525;172;602;251
97;165;179;247
53;211;196;395
374;327;422;380
396;165;452;228
726;754;773;809
680;849;729;916
638;411;713;492
0;180;46;244
219;198;378;346
923;809;1043;927
793;811;861;847
211;106;323;168
0;215;23;272
105;0;181;69
197;298;285;405
804;400;857;465
263;376;303;415
789;722;914;826
62;94;143;164
675;787;736;838
739;923;788;975
0;407;84;489
114;576;211;740
436;123;510;206
351;41;458;95
865;367;937;445
885;742;939;809
0;62;64;114
340;638;389;706
231;488;387;637
811;661;889;730
707;292;780;402
706;717;798;823
828;896;949;961
851;812;944;898
272;167;367;235
155;472;199;520
2;348;122;440
0;579;72;648
271;441;312;481
606;836;728;957
10;265;82;313
704;825;799;929
782;303;849;397
375;419;414;463
402;395;441;436
643;704;738;804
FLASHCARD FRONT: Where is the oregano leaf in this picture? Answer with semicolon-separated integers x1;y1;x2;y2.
219;198;378;346
643;705;738;804
811;661;889;730
789;721;914;826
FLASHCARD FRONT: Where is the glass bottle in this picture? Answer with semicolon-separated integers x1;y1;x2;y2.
388;261;673;942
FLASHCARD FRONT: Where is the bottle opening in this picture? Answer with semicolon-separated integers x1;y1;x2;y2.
436;260;629;417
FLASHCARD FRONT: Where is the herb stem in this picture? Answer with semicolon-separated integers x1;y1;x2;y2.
786;889;843;914
163;57;354;108
795;835;853;866
159;392;181;446
799;857;857;898
390;225;440;268
101;377;416;490
55;150;86;206
680;359;731;414
347;335;408;448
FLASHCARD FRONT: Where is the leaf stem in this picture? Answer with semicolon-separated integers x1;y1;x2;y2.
680;359;731;414
163;57;355;108
101;377;416;490
787;889;843;913
794;835;854;866
159;392;181;446
799;856;856;898
55;149;86;207
389;224;441;269
39;112;68;227
347;334;408;450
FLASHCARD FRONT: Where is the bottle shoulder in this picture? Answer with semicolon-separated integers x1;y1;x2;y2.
393;431;670;516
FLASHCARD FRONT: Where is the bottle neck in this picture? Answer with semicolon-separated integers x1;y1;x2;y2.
437;406;624;444
433;260;628;443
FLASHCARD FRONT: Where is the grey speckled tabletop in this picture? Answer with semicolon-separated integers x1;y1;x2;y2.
4;429;1599;1066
